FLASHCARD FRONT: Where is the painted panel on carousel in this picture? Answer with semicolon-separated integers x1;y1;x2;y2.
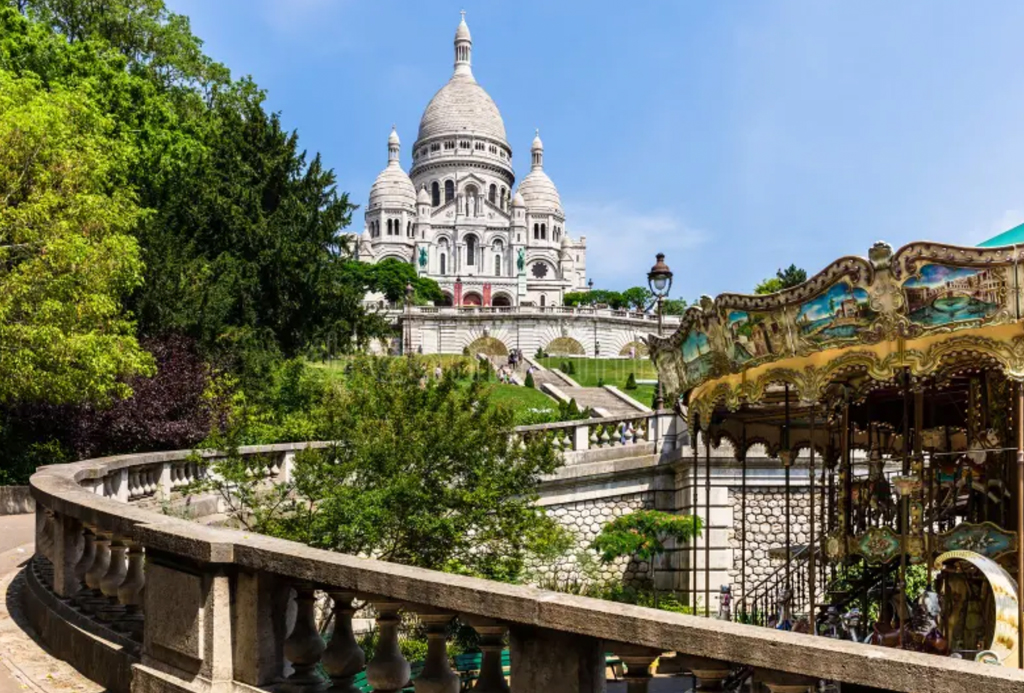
726;310;788;366
796;281;877;346
681;330;715;386
902;264;1006;328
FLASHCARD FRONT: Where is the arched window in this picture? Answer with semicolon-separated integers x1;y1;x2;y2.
533;223;539;240
488;184;496;204
541;223;547;240
440;253;446;276
500;186;507;210
386;219;392;236
540;295;546;307
444;180;454;203
466;235;477;267
431;181;440;206
494;254;501;276
407;221;413;238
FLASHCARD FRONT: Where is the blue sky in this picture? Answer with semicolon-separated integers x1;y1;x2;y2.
166;0;1024;300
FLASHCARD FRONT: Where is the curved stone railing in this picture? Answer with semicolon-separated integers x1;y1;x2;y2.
26;445;1024;693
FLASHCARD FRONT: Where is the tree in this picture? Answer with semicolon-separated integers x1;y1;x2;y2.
661;298;688;316
625;373;637;390
201;357;564;580
0;69;154;405
342;258;443;305
755;264;807;295
591;509;703;606
524;371;535;388
621;286;653;312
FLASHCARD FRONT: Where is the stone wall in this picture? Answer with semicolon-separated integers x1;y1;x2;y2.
728;487;813;601
526;491;654;590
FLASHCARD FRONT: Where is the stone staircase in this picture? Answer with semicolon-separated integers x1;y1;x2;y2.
519;359;648;418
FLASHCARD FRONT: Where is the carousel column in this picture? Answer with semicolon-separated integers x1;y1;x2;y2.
321;591;364;693
462;617;508;693
692;419;699;611
1017;381;1023;669
807;404;816;634
704;425;712;618
740;423;748;619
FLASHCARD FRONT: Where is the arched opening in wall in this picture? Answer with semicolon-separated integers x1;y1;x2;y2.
619;340;650;357
465;336;509;357
438;292;454;307
545;337;585;356
541;223;547;240
439;253;447;276
431;181;441;206
492;293;512;307
533;223;539;240
387;219;393;235
407;221;413;238
500;186;506;210
444;180;454;204
462;292;482;306
539;295;546;307
465;235;478;267
494;254;501;276
488;184;496;204
465;185;479;216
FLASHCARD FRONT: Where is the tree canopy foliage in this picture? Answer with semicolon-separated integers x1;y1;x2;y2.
0;0;392;481
564;286;653;311
754;264;808;295
199;357;564;580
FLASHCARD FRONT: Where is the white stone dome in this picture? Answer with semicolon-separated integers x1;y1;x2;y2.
512;191;526;207
417;185;431;205
369;127;415;211
518;170;562;214
418;78;507;144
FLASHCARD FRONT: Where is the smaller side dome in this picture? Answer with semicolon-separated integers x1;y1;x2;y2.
532;129;543;152
512;191;526;207
417;185;431;204
368;127;416;212
560;235;571;248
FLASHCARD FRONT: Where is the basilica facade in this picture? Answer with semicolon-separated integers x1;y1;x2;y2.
355;13;587;307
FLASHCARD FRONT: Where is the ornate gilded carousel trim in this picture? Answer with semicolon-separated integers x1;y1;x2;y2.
935;522;1018;560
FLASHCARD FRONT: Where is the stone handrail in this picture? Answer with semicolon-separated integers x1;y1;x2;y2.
27;445;1024;693
363;302;683;325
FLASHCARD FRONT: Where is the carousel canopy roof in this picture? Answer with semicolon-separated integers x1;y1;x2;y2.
649;240;1024;422
979;221;1024;248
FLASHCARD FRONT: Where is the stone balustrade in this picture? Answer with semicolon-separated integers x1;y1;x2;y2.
25;444;1024;693
516;413;662;459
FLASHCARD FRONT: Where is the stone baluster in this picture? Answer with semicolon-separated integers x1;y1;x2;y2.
81;532;112;613
599;425;611;448
589;425;600;448
99;539;129;621
608;644;660;693
412;609;459;693
116;542;145;635
463;617;508;693
321;591;364;693
281;584;326;693
755;670;818;693
365;601;411;693
673;655;730;691
74;528;96;585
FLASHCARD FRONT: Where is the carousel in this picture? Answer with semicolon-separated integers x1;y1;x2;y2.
649;240;1024;668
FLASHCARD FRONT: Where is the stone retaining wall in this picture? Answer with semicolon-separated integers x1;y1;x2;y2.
728;487;813;600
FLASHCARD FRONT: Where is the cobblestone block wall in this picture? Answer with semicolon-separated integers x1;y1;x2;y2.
526;492;654;589
728;487;814;600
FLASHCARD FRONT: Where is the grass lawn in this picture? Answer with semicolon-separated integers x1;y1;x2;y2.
538;357;658;407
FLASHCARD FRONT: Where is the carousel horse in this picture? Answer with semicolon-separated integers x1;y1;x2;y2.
851;449;897;532
869;590;949;655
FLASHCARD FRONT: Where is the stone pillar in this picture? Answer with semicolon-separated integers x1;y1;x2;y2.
280;584;326;693
321;591;364;693
115;469;130;502
159;462;173;498
116;543;145;635
74;528;96;585
463;617;508;693
52;513;82;598
508;625;604;693
672;655;730;691
413;610;459;693
81;533;112;613
573;423;590;451
233;570;291;687
365;601;410;693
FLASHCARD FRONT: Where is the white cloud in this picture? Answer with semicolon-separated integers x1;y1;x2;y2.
566;200;705;290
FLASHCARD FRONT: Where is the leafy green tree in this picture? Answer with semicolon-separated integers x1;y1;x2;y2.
201;357;563;580
342;258;443;305
625;373;638;390
621;286;653;312
591;509;703;606
755;264;807;295
0;70;153;404
661;298;688;315
524;371;535;388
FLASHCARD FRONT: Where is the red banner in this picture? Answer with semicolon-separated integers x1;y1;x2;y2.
453;280;463;307
483;284;492;306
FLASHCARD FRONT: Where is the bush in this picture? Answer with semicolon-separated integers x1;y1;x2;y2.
535;347;544;360
566;360;576;375
524;371;536;389
625;373;637;390
597;377;604;387
462;346;471;356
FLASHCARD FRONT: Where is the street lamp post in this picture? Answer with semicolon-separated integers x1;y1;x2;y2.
404;282;414;356
647;253;673;410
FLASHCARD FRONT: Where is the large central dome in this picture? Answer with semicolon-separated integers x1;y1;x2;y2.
415;13;508;146
418;78;507;143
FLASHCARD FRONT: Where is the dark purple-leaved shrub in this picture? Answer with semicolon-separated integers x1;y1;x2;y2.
71;335;215;458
